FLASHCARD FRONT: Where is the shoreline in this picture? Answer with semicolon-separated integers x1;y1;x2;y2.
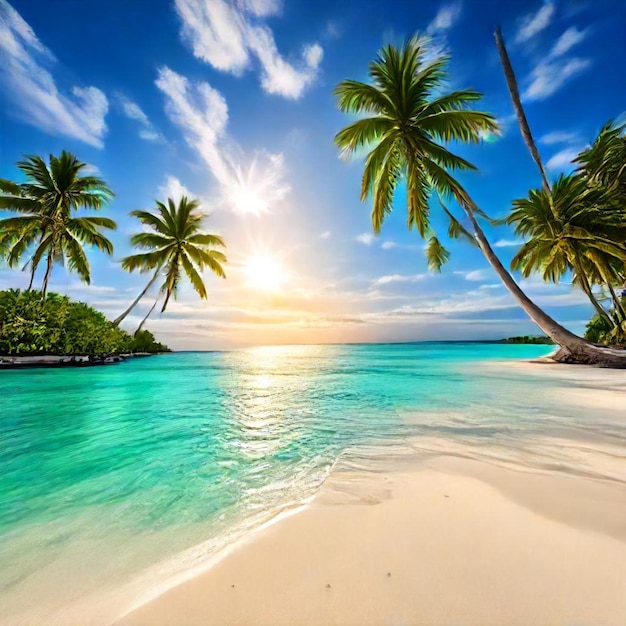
114;357;626;626
115;451;626;626
4;353;625;625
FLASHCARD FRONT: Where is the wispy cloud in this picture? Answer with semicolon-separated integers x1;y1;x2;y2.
381;240;398;250
539;130;580;144
373;273;428;286
546;147;581;171
320;231;331;239
0;0;108;147
514;2;555;44
158;175;193;202
522;20;591;101
174;0;323;99
524;57;591;101
426;1;462;33
117;95;162;142
493;238;525;248
155;66;289;214
550;26;587;57
356;233;375;245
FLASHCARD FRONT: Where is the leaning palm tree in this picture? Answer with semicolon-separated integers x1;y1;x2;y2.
506;174;626;327
115;196;226;328
0;152;115;296
334;36;626;365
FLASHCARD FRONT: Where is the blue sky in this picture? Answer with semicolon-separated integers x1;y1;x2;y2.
1;0;624;350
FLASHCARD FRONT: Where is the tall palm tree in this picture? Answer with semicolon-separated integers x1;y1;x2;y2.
115;196;226;328
506;174;626;326
334;36;626;365
0;152;115;296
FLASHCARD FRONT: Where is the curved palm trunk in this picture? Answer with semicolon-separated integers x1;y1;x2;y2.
113;270;160;326
463;203;626;365
606;281;626;323
41;251;53;298
495;27;552;196
27;261;36;291
574;266;614;327
137;296;159;333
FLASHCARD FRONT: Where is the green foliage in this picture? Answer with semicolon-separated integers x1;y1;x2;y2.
130;329;170;353
333;35;498;270
584;313;626;346
0;289;169;356
120;196;227;319
0;151;115;295
501;335;555;345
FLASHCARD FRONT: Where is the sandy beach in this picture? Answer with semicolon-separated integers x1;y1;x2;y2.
117;443;626;625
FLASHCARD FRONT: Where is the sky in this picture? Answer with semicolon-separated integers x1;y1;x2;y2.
1;0;625;350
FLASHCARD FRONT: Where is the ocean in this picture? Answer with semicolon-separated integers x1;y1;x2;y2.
1;343;624;624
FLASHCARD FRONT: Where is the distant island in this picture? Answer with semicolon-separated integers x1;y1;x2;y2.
499;335;555;345
0;289;169;357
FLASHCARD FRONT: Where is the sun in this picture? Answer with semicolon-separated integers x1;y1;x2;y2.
243;255;287;291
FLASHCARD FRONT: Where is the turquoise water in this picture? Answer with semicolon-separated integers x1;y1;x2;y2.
1;343;624;624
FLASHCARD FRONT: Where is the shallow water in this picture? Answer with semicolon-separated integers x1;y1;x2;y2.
1;343;624;624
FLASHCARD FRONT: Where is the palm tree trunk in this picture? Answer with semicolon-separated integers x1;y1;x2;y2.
574;266;614;327
113;270;160;326
606;281;626;323
463;203;626;365
41;251;53;298
495;27;552;196
27;260;36;291
137;296;159;333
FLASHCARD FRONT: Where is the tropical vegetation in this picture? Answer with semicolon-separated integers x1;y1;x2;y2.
335;33;626;364
0;289;169;356
0;152;116;297
114;196;227;330
0;152;227;356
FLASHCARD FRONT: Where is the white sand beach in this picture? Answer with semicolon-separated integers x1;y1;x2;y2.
116;361;626;626
116;454;626;626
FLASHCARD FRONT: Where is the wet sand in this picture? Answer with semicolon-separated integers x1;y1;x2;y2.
116;451;626;626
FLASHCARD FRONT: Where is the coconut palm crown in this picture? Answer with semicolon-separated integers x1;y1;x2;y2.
0;151;115;296
334;36;498;269
116;196;226;327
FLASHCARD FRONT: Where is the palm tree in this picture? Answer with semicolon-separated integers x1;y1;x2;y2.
334;36;626;365
115;196;226;328
0;152;115;296
506;174;626;326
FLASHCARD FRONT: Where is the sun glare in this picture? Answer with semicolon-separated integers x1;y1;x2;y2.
243;255;287;291
231;184;268;215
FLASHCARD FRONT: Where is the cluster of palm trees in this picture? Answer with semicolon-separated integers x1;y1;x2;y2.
334;31;626;365
0;152;227;332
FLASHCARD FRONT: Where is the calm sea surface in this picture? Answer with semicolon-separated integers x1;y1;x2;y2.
1;343;624;623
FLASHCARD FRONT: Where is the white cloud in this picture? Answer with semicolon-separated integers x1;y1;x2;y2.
374;273;427;286
523;57;591;101
550;26;587;58
463;269;493;282
158;175;192;202
356;233;375;245
493;238;525;248
514;2;555;44
381;240;398;249
155;66;289;214
539;130;580;145
320;231;331;239
546;147;581;171
117;95;162;142
174;0;322;99
426;2;462;33
0;1;108;147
